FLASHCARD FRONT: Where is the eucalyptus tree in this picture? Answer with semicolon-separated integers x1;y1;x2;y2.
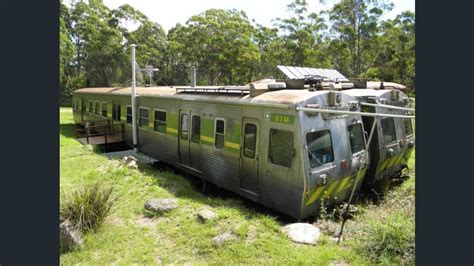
60;2;75;103
373;11;415;91
111;4;167;85
166;9;260;85
68;0;127;87
328;0;393;78
275;0;329;68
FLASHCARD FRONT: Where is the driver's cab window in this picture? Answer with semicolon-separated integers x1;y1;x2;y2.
306;130;334;168
381;117;397;144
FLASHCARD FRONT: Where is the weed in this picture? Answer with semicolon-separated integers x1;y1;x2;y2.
60;182;116;232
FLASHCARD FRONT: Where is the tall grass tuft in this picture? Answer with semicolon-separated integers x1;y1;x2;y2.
351;179;415;265
61;182;116;232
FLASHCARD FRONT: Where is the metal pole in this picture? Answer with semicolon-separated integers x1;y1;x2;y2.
337;118;378;244
360;102;415;112
131;44;138;153
296;107;415;119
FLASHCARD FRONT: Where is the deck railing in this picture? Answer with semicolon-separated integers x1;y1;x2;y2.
75;120;125;148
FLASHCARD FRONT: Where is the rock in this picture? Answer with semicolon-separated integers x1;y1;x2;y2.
281;223;321;245
212;231;236;246
197;209;218;223
144;198;178;213
120;156;138;169
60;220;83;252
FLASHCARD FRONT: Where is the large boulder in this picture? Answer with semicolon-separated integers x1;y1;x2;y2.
144;198;178;213
60;220;83;252
197;209;218;223
281;223;321;245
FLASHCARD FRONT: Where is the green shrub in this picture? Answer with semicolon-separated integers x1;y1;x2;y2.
61;182;116;232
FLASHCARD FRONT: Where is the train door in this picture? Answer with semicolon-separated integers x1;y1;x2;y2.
380;117;402;168
178;109;191;166
240;117;261;196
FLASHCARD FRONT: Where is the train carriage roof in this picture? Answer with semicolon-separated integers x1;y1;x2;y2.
342;89;408;99
74;86;336;107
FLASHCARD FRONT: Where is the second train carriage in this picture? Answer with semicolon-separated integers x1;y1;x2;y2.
72;86;369;219
341;89;415;190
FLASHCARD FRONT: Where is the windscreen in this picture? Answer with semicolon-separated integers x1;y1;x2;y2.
306;130;334;168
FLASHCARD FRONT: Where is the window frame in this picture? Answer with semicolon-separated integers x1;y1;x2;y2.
347;122;366;155
404;119;414;137
126;105;133;125
101;101;108;118
180;113;189;140
214;118;226;150
268;128;295;168
153;109;167;134
88;100;93;113
112;103;121;121
303;127;334;170
243;123;257;159
191;115;201;143
138;107;150;128
94;101;101;115
380;117;398;144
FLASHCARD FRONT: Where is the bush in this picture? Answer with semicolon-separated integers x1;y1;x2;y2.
61;182;116;232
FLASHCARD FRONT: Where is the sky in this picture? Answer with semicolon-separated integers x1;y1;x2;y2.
101;0;415;32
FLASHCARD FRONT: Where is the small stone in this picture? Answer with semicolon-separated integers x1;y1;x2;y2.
121;156;138;169
60;219;83;252
197;209;218;223
212;231;236;246
144;198;178;213
281;223;321;245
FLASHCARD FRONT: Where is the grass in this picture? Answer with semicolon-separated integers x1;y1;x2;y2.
60;107;415;264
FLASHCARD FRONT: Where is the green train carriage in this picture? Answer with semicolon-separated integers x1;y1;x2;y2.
72;86;369;219
341;89;415;190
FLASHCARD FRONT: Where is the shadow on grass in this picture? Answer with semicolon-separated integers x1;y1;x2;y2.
135;161;297;224
60;123;76;139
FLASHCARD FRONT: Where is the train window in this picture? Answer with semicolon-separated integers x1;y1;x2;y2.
404;119;413;136
154;110;167;134
306;130;334;168
88;100;93;113
381;118;397;144
139;108;149;127
269;129;294;168
243;123;257;158
101;102;107;118
348;123;365;154
215;119;225;149
112;104;121;121
126;106;132;124
94;101;100;115
180;114;189;140
191;115;201;143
